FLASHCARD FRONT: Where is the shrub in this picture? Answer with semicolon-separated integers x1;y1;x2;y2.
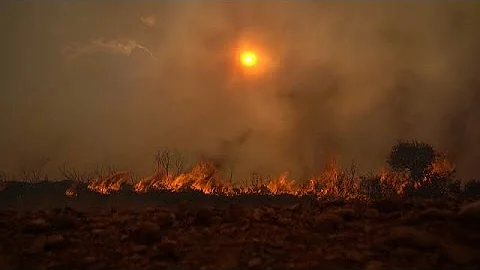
406;175;460;198
359;176;383;199
378;169;411;196
387;140;436;180
405;156;459;198
385;141;461;198
464;180;480;197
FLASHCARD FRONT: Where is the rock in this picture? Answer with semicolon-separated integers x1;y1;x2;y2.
247;257;263;268
51;214;77;230
194;208;214;226
276;217;291;226
373;198;405;213
365;260;384;270
363;209;380;219
252;208;264;221
319;199;346;209
345;250;364;261
383;226;438;249
416;208;454;221
174;202;189;221
84;256;96;265
46;234;66;249
0;254;12;270
386;211;403;220
151;242;180;261
211;215;223;225
392;247;418;258
6;197;480;269
264;207;275;216
132;245;147;254
131;221;162;244
23;218;50;234
218;251;240;269
25;235;47;254
332;208;356;221
154;212;175;229
63;206;85;218
443;244;474;265
91;228;106;236
458;200;480;221
287;203;301;211
313;214;344;233
224;204;246;223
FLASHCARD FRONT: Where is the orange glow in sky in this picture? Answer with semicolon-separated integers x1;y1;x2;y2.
240;50;258;68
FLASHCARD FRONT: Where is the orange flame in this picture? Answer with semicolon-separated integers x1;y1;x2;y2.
65;187;77;197
266;172;299;195
87;171;132;194
57;154;458;199
134;161;231;195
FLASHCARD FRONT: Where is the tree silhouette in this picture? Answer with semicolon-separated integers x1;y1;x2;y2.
387;140;436;180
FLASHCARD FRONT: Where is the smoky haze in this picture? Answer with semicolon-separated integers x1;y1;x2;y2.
1;2;480;181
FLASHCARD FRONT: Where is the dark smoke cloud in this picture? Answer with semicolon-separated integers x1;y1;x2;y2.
0;2;480;181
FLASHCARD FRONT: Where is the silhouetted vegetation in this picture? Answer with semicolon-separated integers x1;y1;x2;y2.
464;180;480;197
1;141;479;206
359;176;383;199
387;140;436;180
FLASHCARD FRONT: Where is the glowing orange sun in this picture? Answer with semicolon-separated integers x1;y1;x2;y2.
240;50;258;67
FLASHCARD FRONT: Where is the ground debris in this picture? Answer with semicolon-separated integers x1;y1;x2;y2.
2;198;479;270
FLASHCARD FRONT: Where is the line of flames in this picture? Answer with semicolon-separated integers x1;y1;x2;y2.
60;157;456;198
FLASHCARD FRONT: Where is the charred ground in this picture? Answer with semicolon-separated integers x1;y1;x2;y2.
1;140;480;269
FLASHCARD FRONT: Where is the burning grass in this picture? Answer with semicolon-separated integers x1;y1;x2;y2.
1;141;479;270
31;155;476;200
1;140;479;200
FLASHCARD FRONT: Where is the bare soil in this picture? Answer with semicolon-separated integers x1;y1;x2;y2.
1;193;480;270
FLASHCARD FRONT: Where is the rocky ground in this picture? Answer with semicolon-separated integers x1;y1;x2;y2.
1;197;480;270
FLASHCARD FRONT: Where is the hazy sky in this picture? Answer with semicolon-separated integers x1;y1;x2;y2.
1;2;480;181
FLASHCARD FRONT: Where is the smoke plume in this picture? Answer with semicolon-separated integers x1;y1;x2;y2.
1;2;480;181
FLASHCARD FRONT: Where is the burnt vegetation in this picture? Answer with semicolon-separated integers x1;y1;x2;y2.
0;140;479;208
2;141;480;270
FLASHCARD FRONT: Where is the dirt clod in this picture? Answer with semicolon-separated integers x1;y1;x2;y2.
2;197;479;270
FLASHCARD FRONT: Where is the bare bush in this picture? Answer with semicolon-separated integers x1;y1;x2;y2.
5;139;474;199
247;172;270;194
155;148;185;177
174;152;185;177
91;165;108;180
58;163;91;183
19;157;51;183
0;171;7;191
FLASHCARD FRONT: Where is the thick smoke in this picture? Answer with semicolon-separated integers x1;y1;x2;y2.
0;2;479;181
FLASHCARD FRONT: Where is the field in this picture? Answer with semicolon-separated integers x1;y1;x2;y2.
1;142;480;269
1;181;480;269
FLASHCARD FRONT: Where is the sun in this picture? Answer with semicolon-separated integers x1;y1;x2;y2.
240;50;258;67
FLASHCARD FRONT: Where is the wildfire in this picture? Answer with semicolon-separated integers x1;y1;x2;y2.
266;172;299;195
61;160;360;198
56;155;461;199
134;161;232;195
87;171;132;194
65;188;77;197
429;156;455;177
379;169;410;195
